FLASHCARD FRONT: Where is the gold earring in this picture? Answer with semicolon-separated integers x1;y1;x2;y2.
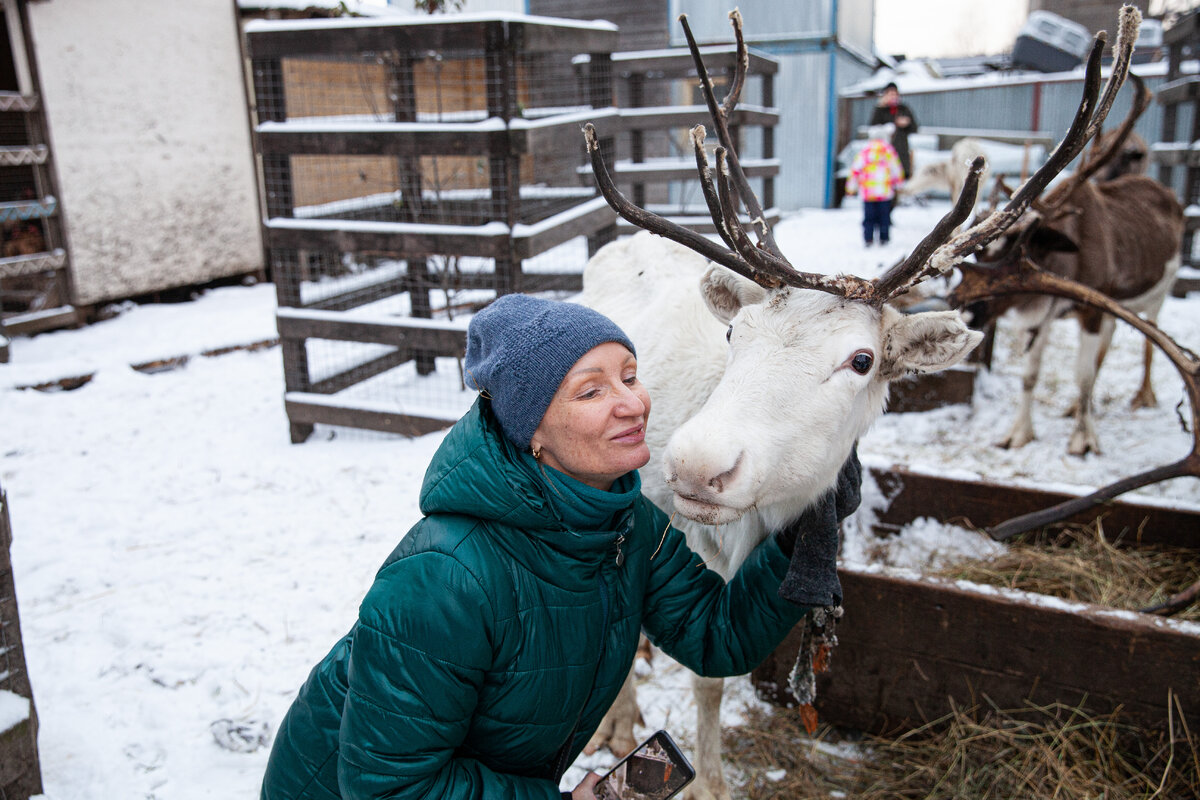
531;444;542;461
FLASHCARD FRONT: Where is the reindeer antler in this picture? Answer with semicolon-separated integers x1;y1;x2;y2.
878;5;1143;300
582;10;876;300
582;5;1140;309
1049;70;1151;206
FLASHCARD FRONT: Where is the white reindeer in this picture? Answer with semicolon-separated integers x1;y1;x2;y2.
577;7;1138;799
900;136;991;221
578;232;981;799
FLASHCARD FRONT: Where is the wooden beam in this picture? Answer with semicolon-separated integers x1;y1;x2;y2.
753;568;1200;735
612;46;778;77
245;17;617;60
255;125;506;157
264;222;511;260
284;393;462;438
617;104;779;132
275;308;467;353
884;364;976;413
868;464;1200;549
308;348;412;396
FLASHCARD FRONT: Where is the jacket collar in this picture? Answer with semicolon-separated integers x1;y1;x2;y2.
419;399;636;583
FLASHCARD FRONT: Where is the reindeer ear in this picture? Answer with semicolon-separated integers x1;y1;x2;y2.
879;307;983;379
700;265;767;323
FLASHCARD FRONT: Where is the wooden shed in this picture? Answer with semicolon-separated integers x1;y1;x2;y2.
0;0;263;354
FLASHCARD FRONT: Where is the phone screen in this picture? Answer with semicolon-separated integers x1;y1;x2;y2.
593;730;695;800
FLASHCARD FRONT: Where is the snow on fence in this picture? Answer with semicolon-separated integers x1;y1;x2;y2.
0;483;43;800
244;14;623;441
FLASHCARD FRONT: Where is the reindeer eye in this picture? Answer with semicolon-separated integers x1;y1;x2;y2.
850;351;874;375
726;325;733;343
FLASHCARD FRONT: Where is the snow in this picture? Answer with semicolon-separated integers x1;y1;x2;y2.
1;199;1197;799
0;688;30;735
242;11;617;34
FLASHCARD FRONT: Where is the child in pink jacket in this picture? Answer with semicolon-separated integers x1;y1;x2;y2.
847;123;904;246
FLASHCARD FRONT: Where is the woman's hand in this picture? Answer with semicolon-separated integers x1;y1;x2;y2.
569;771;602;799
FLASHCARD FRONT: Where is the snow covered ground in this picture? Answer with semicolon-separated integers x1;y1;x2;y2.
2;200;1198;799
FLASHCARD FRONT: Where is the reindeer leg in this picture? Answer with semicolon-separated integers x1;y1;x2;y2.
998;323;1053;449
1130;274;1173;410
683;674;730;800
1068;319;1110;456
584;666;641;757
1064;314;1112;418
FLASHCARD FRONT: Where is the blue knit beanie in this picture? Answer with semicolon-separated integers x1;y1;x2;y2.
464;294;636;450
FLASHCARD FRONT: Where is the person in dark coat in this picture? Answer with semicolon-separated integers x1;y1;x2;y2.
870;82;918;179
259;294;860;800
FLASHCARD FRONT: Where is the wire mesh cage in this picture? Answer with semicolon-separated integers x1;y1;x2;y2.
245;14;621;441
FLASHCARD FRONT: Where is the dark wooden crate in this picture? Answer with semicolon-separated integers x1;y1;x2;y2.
752;469;1200;735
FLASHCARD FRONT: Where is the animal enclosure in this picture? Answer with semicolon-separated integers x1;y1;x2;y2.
244;14;621;442
752;466;1200;740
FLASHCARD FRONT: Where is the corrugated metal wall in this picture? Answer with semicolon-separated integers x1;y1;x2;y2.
843;71;1169;158
671;0;879;209
671;0;834;42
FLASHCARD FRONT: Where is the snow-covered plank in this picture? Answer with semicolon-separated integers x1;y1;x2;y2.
264;218;511;260
867;464;1200;549
284;391;461;438
276;307;467;352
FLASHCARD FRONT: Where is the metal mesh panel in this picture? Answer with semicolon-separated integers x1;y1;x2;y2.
251;17;617;440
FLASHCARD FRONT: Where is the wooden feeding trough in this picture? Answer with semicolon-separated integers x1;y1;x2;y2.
752;465;1200;736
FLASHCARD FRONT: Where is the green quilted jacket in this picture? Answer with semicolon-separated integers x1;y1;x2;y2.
260;399;807;800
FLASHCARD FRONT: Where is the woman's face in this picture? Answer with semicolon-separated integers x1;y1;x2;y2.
530;342;652;491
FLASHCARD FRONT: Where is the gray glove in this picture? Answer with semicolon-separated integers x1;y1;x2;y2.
775;445;862;608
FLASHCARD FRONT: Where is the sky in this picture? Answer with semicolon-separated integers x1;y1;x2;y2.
2;199;1198;799
874;0;1031;58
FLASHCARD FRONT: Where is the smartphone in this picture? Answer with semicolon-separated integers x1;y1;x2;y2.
593;730;696;800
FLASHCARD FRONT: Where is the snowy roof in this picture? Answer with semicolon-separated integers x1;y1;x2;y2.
842;56;1171;97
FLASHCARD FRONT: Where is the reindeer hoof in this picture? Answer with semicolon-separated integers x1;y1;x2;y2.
996;431;1035;450
584;724;638;758
1130;390;1157;410
1068;430;1101;457
681;783;730;800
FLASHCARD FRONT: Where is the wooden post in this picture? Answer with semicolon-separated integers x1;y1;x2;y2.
253;56;312;442
391;52;435;374
761;70;775;210
486;22;521;297
0;484;44;800
628;72;646;207
585;51;617;258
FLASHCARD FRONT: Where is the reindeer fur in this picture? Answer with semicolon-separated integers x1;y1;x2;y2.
579;231;981;800
976;173;1183;455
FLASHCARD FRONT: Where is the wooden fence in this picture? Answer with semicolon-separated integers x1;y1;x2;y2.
0;483;43;800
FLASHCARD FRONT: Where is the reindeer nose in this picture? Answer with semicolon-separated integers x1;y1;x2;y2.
708;453;744;494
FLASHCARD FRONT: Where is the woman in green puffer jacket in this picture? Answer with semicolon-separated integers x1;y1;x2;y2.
260;294;857;800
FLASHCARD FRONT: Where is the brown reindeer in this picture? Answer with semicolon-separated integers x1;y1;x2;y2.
962;71;1182;456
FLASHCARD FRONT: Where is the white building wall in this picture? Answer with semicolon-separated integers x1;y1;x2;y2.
26;0;262;306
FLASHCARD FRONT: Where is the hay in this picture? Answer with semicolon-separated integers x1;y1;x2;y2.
724;693;1200;799
929;520;1200;621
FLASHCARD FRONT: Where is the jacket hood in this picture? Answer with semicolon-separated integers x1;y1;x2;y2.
420;398;555;529
419;399;634;578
